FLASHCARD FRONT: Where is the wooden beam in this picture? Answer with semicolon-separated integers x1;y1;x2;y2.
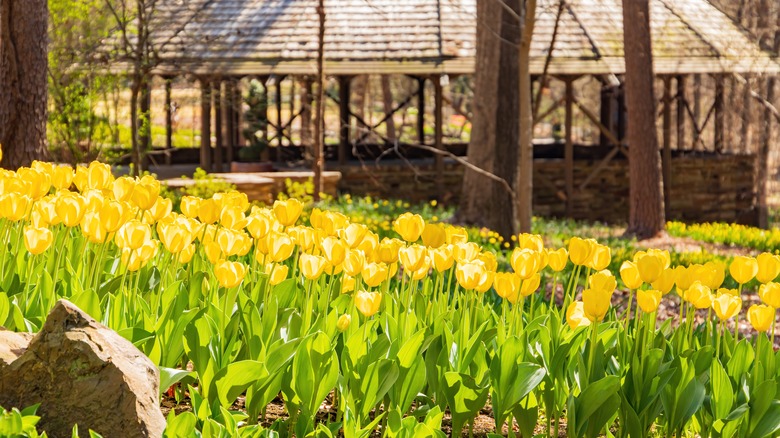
574;97;628;156
214;80;224;172
338;76;352;165
225;79;235;165
276;76;284;150
662;77;672;219
693;74;701;150
741;75;753;153
714;75;724;152
199;78;212;172
300;77;313;148
417;77;426;145
164;77;173;155
579;147;619;191
676;75;686;151
434;75;444;191
565;78;574;216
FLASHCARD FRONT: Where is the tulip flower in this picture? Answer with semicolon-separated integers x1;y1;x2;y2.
337;314;352;331
518;233;544;252
712;293;742;321
445;226;469;245
729;256;758;285
355;290;382;317
547;248;568;272
300;253;328;280
340;276;356;294
636;289;662;314
758;282;780;308
674;265;694;292
178;243;196;264
587;244;611;271
54;193;85;227
454;242;481;264
220;205;248;231
566;301;591;329
588;270;617;294
474;270;495;294
393;212;425;242
52;166;74;190
116;220;151;250
456;261;489;291
362;262;389;288
636;252;664;284
267;232;294;263
214;260;247;289
478;251;498;272
399;244;429;272
180;196;202;219
272;198;303;227
265;263;289;286
510;248;541;280
620;261;643;290
493;272;520;299
651;268;676;294
520;273;541;297
288;226;316;252
748;304;775;332
159;222;191;254
321;236;348;266
431;245;455;272
582;288;611;322
756;252;780;283
421;222;446;248
86;161;113;190
197;198;220;225
131;175;161;210
684;281;713;309
568;237;594;266
23;226;53;255
80;212;107;244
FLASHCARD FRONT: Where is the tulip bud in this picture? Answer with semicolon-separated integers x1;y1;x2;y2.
337;314;352;331
748;304;775;333
24;226;53;255
355;290;382;317
636;289;662;314
620;261;643;290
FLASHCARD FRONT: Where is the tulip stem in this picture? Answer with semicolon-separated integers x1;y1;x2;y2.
624;288;634;329
588;320;599;384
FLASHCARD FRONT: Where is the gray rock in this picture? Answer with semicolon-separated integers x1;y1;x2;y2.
0;300;165;438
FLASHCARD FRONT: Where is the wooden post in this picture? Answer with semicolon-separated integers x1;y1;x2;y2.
139;79;152;172
662;76;672;219
417;77;426;145
300;77;313;149
741;75;753;153
260;76;271;160
599;84;613;147
693;74;701;150
714;75;724;152
565;77;574;216
164;77;173;153
276;76;284;149
214;80;224;172
234;80;243;148
676;75;686;151
434;75;444;191
199;78;212;172
226;79;235;165
338;76;352;164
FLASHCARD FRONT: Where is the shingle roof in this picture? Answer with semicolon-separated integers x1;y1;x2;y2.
142;0;778;76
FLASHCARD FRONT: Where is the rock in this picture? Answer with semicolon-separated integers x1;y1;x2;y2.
0;300;165;438
0;328;33;368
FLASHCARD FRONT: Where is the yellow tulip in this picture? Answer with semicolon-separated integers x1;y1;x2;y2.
712;293;742;321
431;245;455;272
316;210;348;236
288;226;316;252
636;289;662;314
178;243;196;264
421;222;446;248
620;261;643;290
355;290;382;317
216;228;248;257
547;248;568;272
393;212;425;242
337;314;352;331
80;212;107;244
214;260;247;289
716;288;739;296
33;198;60;226
72;166;88;192
684;281;713;309
756;252;780;283
115;220;151;250
272;198;303;227
246;213;272;240
518;233;544;252
568;237;594;266
54;193;85;227
510;248;541;280
112;176;136;202
339;223;368;249
100;200;130;233
343;249;366;277
674;266;694;291
635;252;664;283
566;301;591;329
144;197;172;224
220;205;247;231
445;226;469;245
587;244;611;271
159;222;191;254
651;268;676;294
267;231;295;263
406;264;431;281
86;161;113;190
520;274;541;297
589;270;616;293
197;198;220;225
121;239;158;272
24;226;53;255
129;176;159;211
356;231;379;258
453;242;481;264
478;251;498;272
456;261;488;290
399;244;429;272
748;304;775;332
203;241;222;265
730;256;758;285
0;192;30;222
582;288;611;322
493;272;520;299
759;282;780;308
300;253;328;280
340;275;356;293
375;237;403;264
180;196;202;219
265;263;289;286
647;249;671;269
703;261;726;290
362;262;389;288
321;236;348;266
18;168;51;200
51;166;74;190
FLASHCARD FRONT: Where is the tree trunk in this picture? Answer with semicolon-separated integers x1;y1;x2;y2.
757;4;780;228
622;0;665;238
489;0;521;239
459;0;502;225
0;0;50;169
313;0;325;201
516;0;537;233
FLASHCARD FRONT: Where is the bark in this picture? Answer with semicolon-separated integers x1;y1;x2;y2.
623;0;666;238
0;0;50;169
313;0;325;201
489;0;521;239
516;0;537;233
459;0;502;225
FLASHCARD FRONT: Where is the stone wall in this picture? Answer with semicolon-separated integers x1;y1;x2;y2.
334;154;757;224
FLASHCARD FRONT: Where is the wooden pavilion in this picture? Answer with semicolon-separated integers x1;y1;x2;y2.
139;0;780;223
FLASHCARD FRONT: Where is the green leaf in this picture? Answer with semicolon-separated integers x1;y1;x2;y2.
213;360;266;409
159;367;193;396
